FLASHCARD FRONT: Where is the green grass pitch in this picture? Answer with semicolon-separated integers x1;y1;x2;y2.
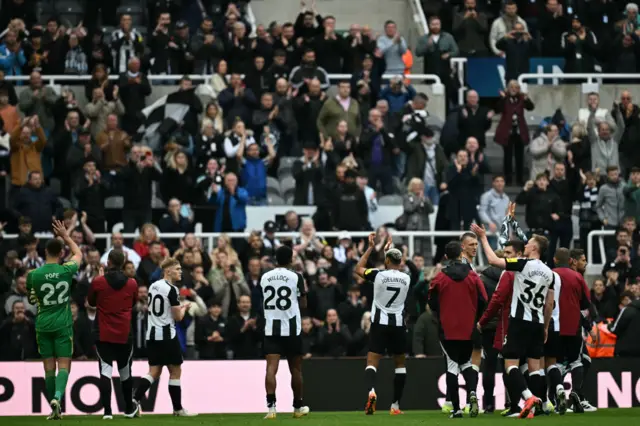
3;409;640;425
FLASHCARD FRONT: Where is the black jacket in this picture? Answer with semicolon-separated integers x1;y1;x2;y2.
539;10;569;57
75;176;110;221
0;318;37;360
122;161;161;210
479;265;503;331
457;105;492;150
332;183;369;231
515;186;561;231
226;314;261;359
611;299;640;357
14;185;62;232
313;34;345;74
195;315;227;360
357;125;397;169
496;36;536;83
292;158;324;206
293;93;326;145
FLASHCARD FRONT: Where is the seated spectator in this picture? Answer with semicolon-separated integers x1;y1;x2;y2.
158;199;194;252
226;295;260;359
203;103;225;134
209;59;229;96
316;308;351;357
161;151;196;205
196;302;227;360
0;30;26;77
210;172;248;233
100;232;141;269
452;0;489;57
376;20;407;75
14;171;61;232
530;124;567;180
293;142;324;206
0;300;37;361
3;273;36;317
85;85;125;138
219;73;258;129
489;1;528;57
97;114;131;172
64;33;88;76
290;48;330;91
238;137;276;206
17;72;57;133
379;76;416;116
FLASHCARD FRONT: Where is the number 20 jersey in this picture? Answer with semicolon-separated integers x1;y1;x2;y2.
505;258;555;324
260;268;306;337
364;268;410;327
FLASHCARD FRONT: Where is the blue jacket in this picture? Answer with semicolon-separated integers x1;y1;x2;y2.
210;187;249;232
0;44;26;76
241;158;267;198
380;85;416;114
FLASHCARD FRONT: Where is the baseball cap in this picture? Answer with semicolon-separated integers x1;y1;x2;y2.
176;20;188;30
338;231;351;241
264;221;277;233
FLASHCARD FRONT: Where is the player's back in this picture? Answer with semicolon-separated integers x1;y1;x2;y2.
147;279;179;341
506;258;554;324
260;267;305;336
364;268;410;327
27;262;78;333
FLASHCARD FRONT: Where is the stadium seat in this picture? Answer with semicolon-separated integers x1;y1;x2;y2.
49;178;62;196
151;197;166;209
277;157;297;179
279;176;296;200
378;195;404;206
268;195;286;206
426;115;445;131
55;1;84;27
285;195;295;205
101;26;117;44
267;177;281;196
104;196;124;209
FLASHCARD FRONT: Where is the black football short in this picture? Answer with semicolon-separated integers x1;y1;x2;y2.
96;341;134;377
502;318;545;360
147;337;183;366
369;323;407;356
560;334;584;363
440;339;474;368
263;335;303;357
544;330;562;359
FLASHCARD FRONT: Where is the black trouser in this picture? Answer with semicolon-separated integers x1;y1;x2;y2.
579;221;602;263
123;208;152;233
481;329;499;408
548;218;573;266
503;133;525;185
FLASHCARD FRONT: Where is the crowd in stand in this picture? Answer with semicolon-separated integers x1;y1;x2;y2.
0;0;640;361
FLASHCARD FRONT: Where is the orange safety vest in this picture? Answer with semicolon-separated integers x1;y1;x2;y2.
586;320;616;358
402;50;414;85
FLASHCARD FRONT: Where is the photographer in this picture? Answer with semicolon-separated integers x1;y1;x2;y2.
496;22;536;84
209;172;248;233
121;146;162;232
452;0;489;57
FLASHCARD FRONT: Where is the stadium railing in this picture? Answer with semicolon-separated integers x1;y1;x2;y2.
517;72;640;88
586;229;615;275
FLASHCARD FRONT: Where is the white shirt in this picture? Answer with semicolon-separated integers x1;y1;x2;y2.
101;246;141;269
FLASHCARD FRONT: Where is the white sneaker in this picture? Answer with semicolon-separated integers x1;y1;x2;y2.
173;409;197;416
103;415;113;420
124;401;141;419
441;400;453;414
293;406;310;418
581;400;597;412
264;407;277;419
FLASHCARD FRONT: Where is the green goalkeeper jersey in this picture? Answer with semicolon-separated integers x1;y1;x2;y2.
27;261;79;333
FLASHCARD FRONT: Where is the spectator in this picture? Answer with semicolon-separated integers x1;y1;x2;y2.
219;73;258;129
265;50;290;91
136;240;164;287
609;296;640;357
465;136;490;202
3;274;36;316
317;308;351;357
63;33;88;76
161;150;196;205
332;168;369;231
191;17;224;74
0;30;26;77
590;279;619;321
133;223;168;260
0;88;18;132
344;25;375;74
118;57;151;136
615;91;640;177
122;146;161;232
110;14;145;74
530;124;567;180
412;306;441;357
226;295;260;359
0;70;17;106
379;76;416;116
253;25;275;68
515;173;561;235
587;107;624;177
489;1;528;57
561;15;598;74
17;72;57;132
313;15;344;74
196;302;227;360
85;64;115;104
301;316;319;358
479;175;510;239
9;116;45;188
0;1;36;30
74;159;109;233
416;16;458;91
494;80;534;186
539;0;569;57
289;48;330;91
317;81;361;142
452;0;490;57
66;127;102;186
548;163;576;263
293;78;327;147
158;199;194;250
237;136;276;206
496;22;536;83
357;108;396;196
355;173;379;227
70;301;94;360
97;114;131;172
625;168;640;223
85;85;125;138
210;172;248;232
337;286;367;334
597;166;626;231
568;122;591;173
609;30;640;75
148;12;172;75
577;171;601;257
458;90;493;151
376;20;407;74
169;21;195;75
403;126;448;206
447;149;481;230
226;22;253;75
402;178;434;255
293;143;324;206
100;232;141;269
209;60;229;97
223;120;255;175
42;18;67;75
195;158;223;205
244;56;268;99
85;29;113;74
252;92;286;144
0;301;37;360
578;92;612;136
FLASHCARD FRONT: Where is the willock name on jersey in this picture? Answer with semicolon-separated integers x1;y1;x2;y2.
260;268;306;337
505;258;555;324
147;279;180;341
363;268;410;327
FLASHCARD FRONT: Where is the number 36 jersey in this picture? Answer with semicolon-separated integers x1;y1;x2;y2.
27;261;79;333
364;268;410;327
505;258;555;324
260;268;306;337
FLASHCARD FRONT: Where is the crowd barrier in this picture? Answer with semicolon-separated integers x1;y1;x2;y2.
0;358;638;415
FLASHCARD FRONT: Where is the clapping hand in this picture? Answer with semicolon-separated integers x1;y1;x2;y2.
383;234;393;251
470;223;486;238
367;232;376;248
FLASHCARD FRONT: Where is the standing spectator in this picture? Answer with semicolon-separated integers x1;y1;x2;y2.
458;90;493;151
568;122;591;173
515;174;561;235
403;126;448;206
293;78;327;146
343;24;375;74
223;120;255;175
577;171;601;257
110;14;145;74
561;15;598;74
625;168;640;223
169;21;195;75
494;80;534;186
615;92;640;177
0;301;37;360
136;241;163;286
577;92;611;136
161;151;196;205
244;56;268;100
609;297;640;357
548;163;576;263
226;295;261;359
237;137;276;206
313;15;344;74
289;49;330;91
3;273;36;316
376;20;407;74
74;159;109;233
293;143;324;206
66;128;102;186
587;107;624;176
317;308;352;357
416;16;458;98
379;76;416;116
317;81;361;142
196;303;227;360
0;70;18;106
332;168;369;231
403;178;434;255
158;199;194;251
489;1;528;57
9;116;45;188
192;16;224;74
265;50;290;91
148;12;172;75
226;22;253;75
412;306;441;358
0;30;26;77
118;57;151;136
85;85;125;138
13;171;61;232
357;108;396;196
539;0;569;57
496;22;536;83
447;149;481;230
529;124;567;180
63;33;88;76
210;172;248;233
86;30;113;74
218;73;258;129
17;72;56;132
465;137;490;204
85;64;114;105
100;232;141;269
452;0;489;57
97;114;131;172
478;175;510;239
121;147;161;232
597;166;626;230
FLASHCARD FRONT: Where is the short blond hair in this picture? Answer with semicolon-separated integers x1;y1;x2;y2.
161;258;180;270
407;177;424;193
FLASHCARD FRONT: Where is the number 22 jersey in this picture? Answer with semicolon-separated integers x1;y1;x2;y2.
27;261;79;333
260;268;306;337
505;258;555;324
364;268;410;327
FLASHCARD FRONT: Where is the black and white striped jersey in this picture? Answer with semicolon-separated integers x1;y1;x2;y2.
363;268;410;327
505;258;555;324
550;271;561;332
260;268;306;337
461;256;476;272
146;279;180;341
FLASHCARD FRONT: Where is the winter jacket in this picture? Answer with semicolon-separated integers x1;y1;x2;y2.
412;309;442;356
587;109;624;174
210;187;249;232
9;124;46;186
610;299;640;357
529;133;567;180
240;157;267;199
624;182;640;223
597;178;626;227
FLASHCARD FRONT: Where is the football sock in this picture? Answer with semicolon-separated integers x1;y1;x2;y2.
53;368;69;401
393;368;406;407
507;366;532;401
121;378;134;413
292;398;303;409
45;370;56;402
134;375;154;401
365;366;377;393
267;393;276;408
571;366;585;399
446;372;461;412
530;369;546;402
462;365;479;397
547;365;563;400
99;375;112;415
168;379;182;411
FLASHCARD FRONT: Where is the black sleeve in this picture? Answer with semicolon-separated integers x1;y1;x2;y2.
363;268;380;283
504;258;529;272
168;286;180;307
296;272;306;296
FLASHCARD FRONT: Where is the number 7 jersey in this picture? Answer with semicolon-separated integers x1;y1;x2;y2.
27;261;79;333
505;258;555;324
363;268;410;327
260;268;306;337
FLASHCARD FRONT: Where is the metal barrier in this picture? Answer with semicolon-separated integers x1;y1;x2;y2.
451;57;468;105
586;229;615;276
517;72;640;87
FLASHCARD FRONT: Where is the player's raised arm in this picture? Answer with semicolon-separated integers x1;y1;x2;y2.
354;232;377;278
470;224;506;269
52;220;83;266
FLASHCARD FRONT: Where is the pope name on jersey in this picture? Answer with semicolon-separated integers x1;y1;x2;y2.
363;268;410;327
260;268;306;337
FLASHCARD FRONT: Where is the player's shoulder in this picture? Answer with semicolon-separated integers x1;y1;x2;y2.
363;267;381;279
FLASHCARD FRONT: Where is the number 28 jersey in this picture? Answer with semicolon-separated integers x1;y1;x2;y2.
260;268;306;337
364;268;410;327
505;258;555;324
27;261;79;333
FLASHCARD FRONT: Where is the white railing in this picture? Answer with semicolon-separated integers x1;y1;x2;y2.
451;57;468;105
246;3;258;38
586;229;615;276
517;73;640;87
410;0;429;36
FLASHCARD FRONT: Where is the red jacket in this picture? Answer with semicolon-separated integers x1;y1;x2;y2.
494;94;533;147
429;262;488;340
554;266;591;336
479;271;514;351
87;271;138;344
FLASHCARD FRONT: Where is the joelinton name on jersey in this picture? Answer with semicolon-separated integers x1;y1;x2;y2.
504;258;555;324
146;279;180;341
363;268;410;327
260;268;306;337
